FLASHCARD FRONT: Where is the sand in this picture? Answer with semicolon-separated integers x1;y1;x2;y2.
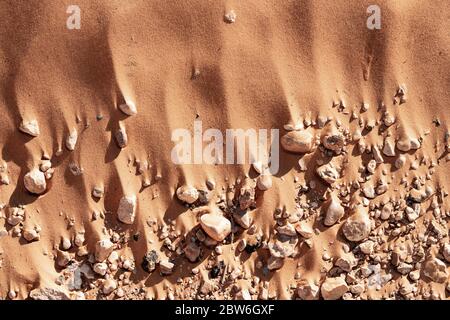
0;0;449;300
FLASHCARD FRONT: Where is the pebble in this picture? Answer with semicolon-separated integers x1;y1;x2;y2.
395;154;406;169
423;257;448;283
200;213;231;242
19;119;40;137
297;280;319;300
316;162;340;184
24;168;47;194
342;206;371;242
65;128;78;151
115;125;128;148
321;126;345;152
93;262;108;276
184;242;201;262
119;101;137;116
160;260;174;275
61;237;72;250
117;195;137;224
295;222;313;238
321;277;349;300
176;185;199;204
280;130;314;154
257;174;272;191
102;279;117;295
323;195;345;226
224;10;236;23
383;138;396;157
23;228;40;242
95;239;114;262
92;186;104;198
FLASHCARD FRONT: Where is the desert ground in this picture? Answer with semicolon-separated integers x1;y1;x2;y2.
0;0;449;300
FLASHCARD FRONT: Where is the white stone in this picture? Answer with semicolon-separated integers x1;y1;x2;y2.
19;119;40;137
65;129;78;151
324;195;344;226
281;130;314;154
321;277;349;300
176;185;199;204
119;101;137;116
24;168;47;194
95;239;114;262
200;213;231;242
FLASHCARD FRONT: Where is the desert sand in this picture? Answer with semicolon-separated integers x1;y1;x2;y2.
0;0;449;300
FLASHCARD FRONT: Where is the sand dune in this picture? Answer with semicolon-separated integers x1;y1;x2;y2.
0;0;449;300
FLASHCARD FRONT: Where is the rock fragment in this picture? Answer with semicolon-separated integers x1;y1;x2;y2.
342;206;371;242
316;162;340;184
19;119;40;137
423;257;448;283
117;195;137;224
281;130;314;154
142;250;160;273
321;126;345;152
115;124;128;148
65;129;78;151
24;168;47;195
297;280;320;300
200;213;231;242
323;195;345;226
224;10;236;23
176;185;199;204
95;239;114;262
119;101;137;116
321;277;349;300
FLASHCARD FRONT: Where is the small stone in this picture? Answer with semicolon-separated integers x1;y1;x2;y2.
200;213;231;242
23;228;40;242
396;138;411;152
342;206;371;242
277;223;297;237
117;195;137;224
257;175;272;191
56;250;71;267
7;207;25;226
267;256;284;271
239;179;256;210
176;185;199;204
119;101;137;116
184;242;201;262
233;210;252;229
335;253;358;272
24;168;46;194
19;119;40;137
237;239;247;252
383;138;396;157
297;280;320;300
65;129;78;151
316;162;340;184
423;257;448;283
92;186;104;198
95;239;114;262
160;260;174;275
142;250;160;272
321;126;345;152
359;240;375;255
395;155;406;169
29;287;70;300
323;195;345;226
61;237;72;250
93;262;108;276
115;125;128;148
39;160;51;172
321;277;349;300
224;10;236;23
281;130;314;154
102;279;117;295
295;222;313;238
362;185;376;199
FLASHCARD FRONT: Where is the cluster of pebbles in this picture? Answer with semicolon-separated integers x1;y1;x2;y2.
1;83;450;300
